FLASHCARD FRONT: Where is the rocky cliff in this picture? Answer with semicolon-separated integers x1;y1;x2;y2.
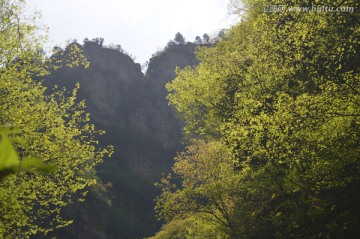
44;40;202;239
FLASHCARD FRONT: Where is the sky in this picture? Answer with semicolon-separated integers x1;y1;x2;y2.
28;0;237;64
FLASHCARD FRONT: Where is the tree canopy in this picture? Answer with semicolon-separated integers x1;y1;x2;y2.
0;0;111;237
175;32;186;44
153;0;360;238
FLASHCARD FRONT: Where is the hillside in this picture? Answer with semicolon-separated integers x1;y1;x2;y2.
43;40;203;239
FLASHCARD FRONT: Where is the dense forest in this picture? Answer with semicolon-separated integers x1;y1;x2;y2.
0;0;112;237
151;0;360;238
1;0;360;238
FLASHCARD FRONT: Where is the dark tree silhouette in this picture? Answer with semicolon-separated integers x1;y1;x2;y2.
174;32;185;44
195;36;202;44
203;33;210;43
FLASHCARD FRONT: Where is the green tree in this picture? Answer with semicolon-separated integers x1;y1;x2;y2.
156;0;360;238
0;0;111;237
154;141;239;238
0;127;21;180
0;126;55;181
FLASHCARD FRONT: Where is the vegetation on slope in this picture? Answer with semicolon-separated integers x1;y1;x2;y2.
152;0;360;238
0;0;111;237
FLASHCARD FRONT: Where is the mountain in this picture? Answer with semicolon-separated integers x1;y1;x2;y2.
43;40;202;239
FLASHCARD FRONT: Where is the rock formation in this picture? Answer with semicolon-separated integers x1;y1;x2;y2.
44;40;202;239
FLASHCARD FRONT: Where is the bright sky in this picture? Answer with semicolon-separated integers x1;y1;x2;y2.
29;0;237;64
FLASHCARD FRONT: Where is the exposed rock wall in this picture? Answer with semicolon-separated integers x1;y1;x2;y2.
45;41;202;239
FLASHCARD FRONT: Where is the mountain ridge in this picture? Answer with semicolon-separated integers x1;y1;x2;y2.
44;39;204;239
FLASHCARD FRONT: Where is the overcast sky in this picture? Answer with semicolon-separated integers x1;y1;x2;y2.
28;0;237;64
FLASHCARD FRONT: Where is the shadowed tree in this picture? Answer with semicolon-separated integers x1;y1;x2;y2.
202;33;210;43
195;36;202;44
174;32;185;44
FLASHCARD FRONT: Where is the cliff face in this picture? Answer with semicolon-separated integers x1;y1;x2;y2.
146;43;199;98
80;42;144;124
45;41;201;239
145;43;200;150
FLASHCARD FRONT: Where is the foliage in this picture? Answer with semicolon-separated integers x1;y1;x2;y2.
148;215;228;239
195;36;202;44
0;126;56;181
202;34;210;44
155;0;360;238
154;141;241;239
106;42;136;60
0;0;111;237
174;32;186;44
0;127;21;179
142;60;150;73
90;37;104;47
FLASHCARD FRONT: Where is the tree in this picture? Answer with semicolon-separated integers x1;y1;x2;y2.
0;126;55;181
195;36;202;44
0;127;22;180
202;33;210;44
156;0;360;238
174;32;185;44
0;0;111;237
142;60;149;72
217;29;227;39
155;141;240;238
92;37;104;47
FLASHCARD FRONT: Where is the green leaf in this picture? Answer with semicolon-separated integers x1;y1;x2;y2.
0;133;20;171
20;157;57;173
